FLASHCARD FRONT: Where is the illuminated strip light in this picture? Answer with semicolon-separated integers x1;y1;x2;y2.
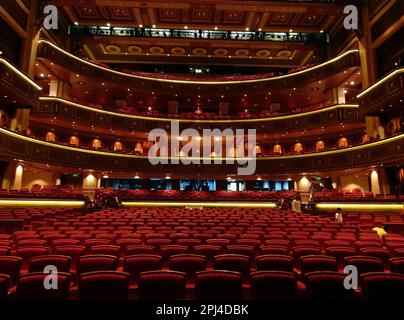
357;68;404;99
39;97;359;124
0;200;85;207
0;127;403;162
316;203;404;210
38;40;359;85
121;201;277;208
0;58;42;91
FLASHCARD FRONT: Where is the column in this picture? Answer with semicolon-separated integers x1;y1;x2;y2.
328;87;346;105
1;162;16;190
49;79;71;98
82;173;99;191
370;169;382;195
297;176;311;193
358;4;376;88
12;164;24;190
9;108;31;132
19;0;40;77
365;116;385;140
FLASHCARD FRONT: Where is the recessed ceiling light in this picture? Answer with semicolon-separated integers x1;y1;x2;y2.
139;24;143;28
107;23;111;27
184;26;188;29
152;24;156;28
74;21;79;26
214;26;218;30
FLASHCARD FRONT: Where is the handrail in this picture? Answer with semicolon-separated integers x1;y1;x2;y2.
356;68;404;99
1;127;402;162
38;97;359;124
0;58;42;91
38;39;359;86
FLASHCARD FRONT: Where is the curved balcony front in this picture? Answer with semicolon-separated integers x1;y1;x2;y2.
0;58;42;106
1;127;402;175
33;97;362;135
36;40;361;95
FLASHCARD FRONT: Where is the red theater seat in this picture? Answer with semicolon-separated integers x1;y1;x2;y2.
84;239;112;247
16;246;50;271
195;271;243;300
361;273;404;300
123;255;162;283
29;255;71;273
77;255;118;275
389;258;404;274
305;271;354;300
0;256;22;285
0;246;11;256
250;271;299;300
169;254;207;277
325;246;356;266
15;272;71;300
52;239;80;247
79;271;130;300
260;245;290;255
193;245;222;259
138;271;186;300
125;245;155;256
359;247;390;261
255;255;294;272
90;245;121;256
300;255;338;275
0;274;10;300
292;246;322;261
213;254;250;276
160;245;189;259
344;256;384;275
226;245;255;258
17;239;47;247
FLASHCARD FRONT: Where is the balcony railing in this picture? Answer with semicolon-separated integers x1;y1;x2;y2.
0;58;42;106
357;68;404;115
33;97;361;134
36;40;360;94
70;26;328;43
1;127;402;175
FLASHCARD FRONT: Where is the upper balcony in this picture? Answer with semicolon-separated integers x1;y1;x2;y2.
32;97;362;137
36;40;360;96
357;68;404;116
0;58;42;107
1;127;402;176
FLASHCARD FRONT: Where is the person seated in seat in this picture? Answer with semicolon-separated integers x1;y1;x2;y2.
291;198;301;213
277;197;285;210
335;208;343;223
372;225;389;243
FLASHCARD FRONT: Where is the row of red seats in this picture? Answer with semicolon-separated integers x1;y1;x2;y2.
95;189;298;202
1;207;404;299
1;254;403;300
